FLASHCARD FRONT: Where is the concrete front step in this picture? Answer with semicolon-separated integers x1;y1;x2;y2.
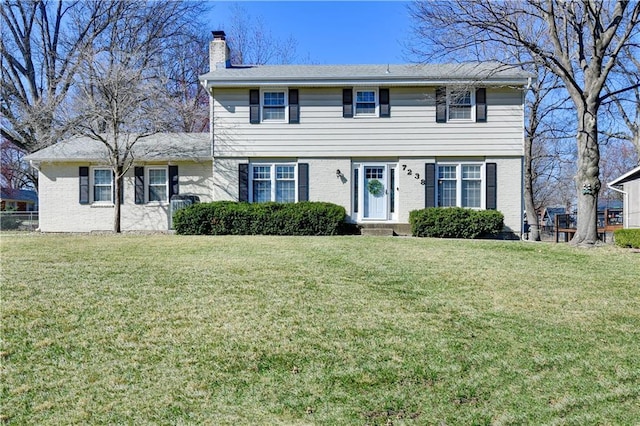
358;223;411;236
360;227;395;236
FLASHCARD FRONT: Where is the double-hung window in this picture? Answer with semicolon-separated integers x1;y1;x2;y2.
252;165;272;203
251;164;296;203
93;168;113;203
148;168;168;202
461;165;482;208
263;91;286;121
355;89;376;116
437;164;483;208
448;90;473;120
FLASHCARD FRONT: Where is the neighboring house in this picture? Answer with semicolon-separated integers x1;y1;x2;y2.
26;31;531;235
609;165;640;229
0;188;37;211
540;207;567;230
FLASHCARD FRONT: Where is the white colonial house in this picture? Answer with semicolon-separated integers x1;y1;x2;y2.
26;31;531;236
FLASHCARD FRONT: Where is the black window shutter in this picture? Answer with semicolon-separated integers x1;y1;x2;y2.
249;89;260;124
486;162;497;210
289;89;299;124
169;165;179;199
135;166;145;204
436;87;447;123
79;166;89;204
425;163;436;208
342;88;353;118
298;163;309;201
379;88;390;118
239;163;249;202
476;88;487;122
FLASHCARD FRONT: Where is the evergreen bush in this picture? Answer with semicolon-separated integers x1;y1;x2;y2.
173;201;346;236
410;207;504;239
614;229;640;249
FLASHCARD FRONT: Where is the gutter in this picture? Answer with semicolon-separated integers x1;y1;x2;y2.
200;78;532;89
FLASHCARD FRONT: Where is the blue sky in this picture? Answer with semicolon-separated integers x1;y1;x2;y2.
207;1;414;64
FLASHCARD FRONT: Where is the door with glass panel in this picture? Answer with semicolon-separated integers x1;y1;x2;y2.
363;166;387;219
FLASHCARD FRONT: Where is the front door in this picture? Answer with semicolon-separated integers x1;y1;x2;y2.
364;166;386;219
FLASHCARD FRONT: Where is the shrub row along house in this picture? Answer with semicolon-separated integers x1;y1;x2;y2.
26;31;532;236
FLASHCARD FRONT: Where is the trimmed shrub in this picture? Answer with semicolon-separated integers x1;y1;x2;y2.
614;229;640;249
173;201;347;236
0;211;22;230
410;207;504;239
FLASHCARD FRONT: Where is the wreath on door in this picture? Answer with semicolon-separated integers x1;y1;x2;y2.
367;179;384;197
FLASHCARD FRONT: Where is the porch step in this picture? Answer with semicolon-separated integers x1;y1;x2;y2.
360;227;395;236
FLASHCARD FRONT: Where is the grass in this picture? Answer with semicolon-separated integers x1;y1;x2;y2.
1;233;639;425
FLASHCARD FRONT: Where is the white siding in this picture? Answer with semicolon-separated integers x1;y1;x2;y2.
624;180;640;228
37;161;213;232
213;87;524;157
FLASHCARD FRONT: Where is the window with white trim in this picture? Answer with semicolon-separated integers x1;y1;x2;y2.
148;167;167;202
355;89;377;116
93;168;113;203
251;163;297;203
448;89;473;121
437;163;483;208
262;90;286;121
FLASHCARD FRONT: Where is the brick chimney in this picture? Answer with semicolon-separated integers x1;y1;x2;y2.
209;31;231;70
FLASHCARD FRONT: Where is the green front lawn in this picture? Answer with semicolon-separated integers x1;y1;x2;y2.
1;234;639;424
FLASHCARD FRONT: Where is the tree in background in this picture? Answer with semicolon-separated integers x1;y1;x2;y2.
223;4;300;65
1;135;35;190
409;0;639;245
1;1;208;179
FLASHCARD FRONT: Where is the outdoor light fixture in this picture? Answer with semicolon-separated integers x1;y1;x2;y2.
336;169;342;177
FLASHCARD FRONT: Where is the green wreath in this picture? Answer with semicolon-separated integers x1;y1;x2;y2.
367;179;384;197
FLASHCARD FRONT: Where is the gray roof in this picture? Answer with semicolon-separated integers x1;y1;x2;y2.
200;62;533;87
24;133;211;163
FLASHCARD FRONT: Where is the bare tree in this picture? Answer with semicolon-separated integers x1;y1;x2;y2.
1;137;35;190
62;1;206;232
409;0;640;245
602;45;640;157
523;65;576;240
224;4;299;65
69;49;173;232
1;1;208;152
160;33;210;132
1;1;121;153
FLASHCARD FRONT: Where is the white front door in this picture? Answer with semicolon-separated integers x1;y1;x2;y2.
364;166;387;219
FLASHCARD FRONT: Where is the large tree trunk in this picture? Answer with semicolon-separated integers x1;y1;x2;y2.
524;135;541;241
571;102;601;245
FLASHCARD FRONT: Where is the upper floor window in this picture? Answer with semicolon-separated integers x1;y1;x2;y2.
263;91;286;121
93;168;113;203
436;87;486;123
355;90;376;115
448;90;473;121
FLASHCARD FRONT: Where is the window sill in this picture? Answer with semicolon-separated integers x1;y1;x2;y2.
446;118;475;123
90;203;114;208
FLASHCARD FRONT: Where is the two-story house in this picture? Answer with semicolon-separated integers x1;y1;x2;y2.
26;31;531;235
